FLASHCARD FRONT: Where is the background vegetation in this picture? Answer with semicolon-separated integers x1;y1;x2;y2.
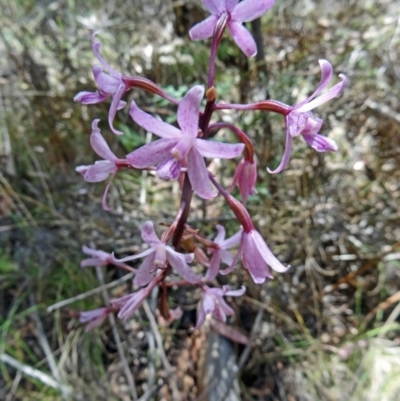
1;0;400;400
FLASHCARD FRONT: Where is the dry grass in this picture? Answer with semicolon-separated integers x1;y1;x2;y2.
1;0;400;400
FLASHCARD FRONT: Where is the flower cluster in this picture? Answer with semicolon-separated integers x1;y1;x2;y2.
72;1;346;333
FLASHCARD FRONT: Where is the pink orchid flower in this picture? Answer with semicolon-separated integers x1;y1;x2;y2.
195;285;245;329
113;221;201;287
127;85;244;199
74;32;128;135
76;119;128;210
268;59;346;174
189;0;275;57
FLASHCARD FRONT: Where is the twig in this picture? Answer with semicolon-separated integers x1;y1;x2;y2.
0;353;82;400
142;300;180;400
95;267;138;400
216;308;264;401
29;293;67;400
47;272;135;312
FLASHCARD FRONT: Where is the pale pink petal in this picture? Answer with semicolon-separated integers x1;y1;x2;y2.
81;257;108;268
232;0;275;22
202;0;222;14
228;21;257;57
74;91;108;104
219;249;234;265
214;225;226;244
91;32;121;77
242;233;272;283
117;289;147;321
219;241;242;275
186;148;217;199
302;133;338;152
267;120;293;174
141;221;162;246
206;252;220;280
195;139;244;159
108;83;127;135
81;161;115;182
297;59;333;107
129;101;182;139
127;138;177;168
95;71;121;94
194;302;207;329
225;285;246;297
202;293;215;314
221;228;243;249
189;15;219;40
101;171;117;211
113;248;155;263
90;120;118;161
156;157;182;180
177;86;204;136
225;0;240;12
166;249;201;283
297;74;347;113
215;297;234;316
134;253;157;287
250;230;290;273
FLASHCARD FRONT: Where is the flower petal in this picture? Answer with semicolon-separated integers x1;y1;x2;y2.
206;252;221;280
102;171;116;211
232;0;275;22
297;74;347;113
117;288;147;321
225;0;240;12
129;101;182;139
95;71;121;94
134;253;157;287
194;301;207;329
267;119;293;174
228;21;257;57
114;247;155;263
202;293;215;314
187;148;217;199
90;119;118;161
221;227;243;249
250;230;290;273
127;138;177;168
91;32;121;77
302;133;338;152
156;157;183;180
108;83;127;135
177;86;204;137
80;161;115;182
214;225;226;244
202;0;222;14
189;15;218;41
74;91;108;104
225;285;246;297
219;249;235;266
141;221;162;247
242;233;272;283
166;248;201;283
195;139;244;159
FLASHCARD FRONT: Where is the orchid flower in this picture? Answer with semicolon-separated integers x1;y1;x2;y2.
268;59;346;174
113;221;201;287
195;285;245;329
206;225;243;280
189;0;275;57
76;119;128;210
74;32;128;135
127;85;244;199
